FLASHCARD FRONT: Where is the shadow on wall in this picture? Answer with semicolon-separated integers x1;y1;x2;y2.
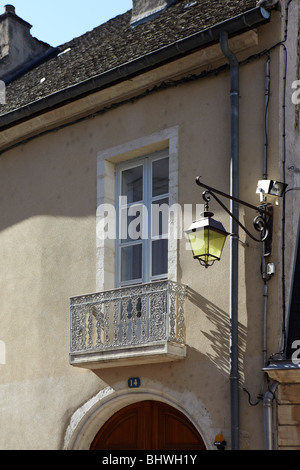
0;125;97;233
186;287;247;380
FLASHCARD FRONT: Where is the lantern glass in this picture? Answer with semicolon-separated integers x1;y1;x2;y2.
186;214;228;267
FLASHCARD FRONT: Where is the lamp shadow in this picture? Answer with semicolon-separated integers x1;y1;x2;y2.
186;286;247;380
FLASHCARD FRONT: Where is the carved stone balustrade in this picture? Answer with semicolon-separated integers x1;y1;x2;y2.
69;280;186;368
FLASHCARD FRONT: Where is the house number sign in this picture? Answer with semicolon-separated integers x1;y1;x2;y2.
128;377;141;388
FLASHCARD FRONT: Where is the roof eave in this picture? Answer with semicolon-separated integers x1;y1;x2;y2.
0;6;270;130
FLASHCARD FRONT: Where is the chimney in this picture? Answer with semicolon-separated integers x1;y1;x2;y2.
0;5;51;78
131;0;178;26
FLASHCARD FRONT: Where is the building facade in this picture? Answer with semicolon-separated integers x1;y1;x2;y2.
0;0;299;450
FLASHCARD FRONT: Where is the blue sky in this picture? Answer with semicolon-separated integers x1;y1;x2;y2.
2;1;133;46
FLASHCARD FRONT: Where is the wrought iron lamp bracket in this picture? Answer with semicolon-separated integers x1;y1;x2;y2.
197;177;273;245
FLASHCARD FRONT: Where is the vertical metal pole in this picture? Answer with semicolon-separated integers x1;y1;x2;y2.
220;30;240;450
263;381;278;450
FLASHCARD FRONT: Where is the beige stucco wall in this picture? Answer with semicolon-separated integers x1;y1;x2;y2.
0;13;287;450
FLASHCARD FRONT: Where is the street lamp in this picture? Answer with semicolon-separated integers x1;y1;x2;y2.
185;176;283;266
185;208;228;269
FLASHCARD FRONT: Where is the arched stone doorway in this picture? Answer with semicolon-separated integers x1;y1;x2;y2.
90;400;206;450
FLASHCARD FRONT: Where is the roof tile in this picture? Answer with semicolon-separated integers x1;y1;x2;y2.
1;0;258;114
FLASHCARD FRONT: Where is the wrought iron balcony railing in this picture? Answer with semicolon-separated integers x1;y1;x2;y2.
69;280;186;368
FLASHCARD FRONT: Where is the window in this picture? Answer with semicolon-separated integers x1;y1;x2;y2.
116;150;169;286
96;127;179;292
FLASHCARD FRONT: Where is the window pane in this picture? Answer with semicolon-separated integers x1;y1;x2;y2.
121;244;142;282
151;197;169;238
120;204;144;242
152;158;169;197
122;166;143;203
152;239;168;277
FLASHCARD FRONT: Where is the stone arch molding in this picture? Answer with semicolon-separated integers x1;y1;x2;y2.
63;386;214;450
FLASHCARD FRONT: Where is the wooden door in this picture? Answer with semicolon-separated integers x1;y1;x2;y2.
90;400;206;450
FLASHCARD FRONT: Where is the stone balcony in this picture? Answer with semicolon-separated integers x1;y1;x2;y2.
69;280;186;369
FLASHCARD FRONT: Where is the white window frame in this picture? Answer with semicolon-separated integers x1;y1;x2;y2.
96;127;179;292
115;150;169;287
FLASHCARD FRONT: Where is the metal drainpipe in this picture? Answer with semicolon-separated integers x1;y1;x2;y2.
262;56;271;368
263;381;279;450
220;31;240;450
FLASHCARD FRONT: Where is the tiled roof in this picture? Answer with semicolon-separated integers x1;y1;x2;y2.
1;0;258;115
